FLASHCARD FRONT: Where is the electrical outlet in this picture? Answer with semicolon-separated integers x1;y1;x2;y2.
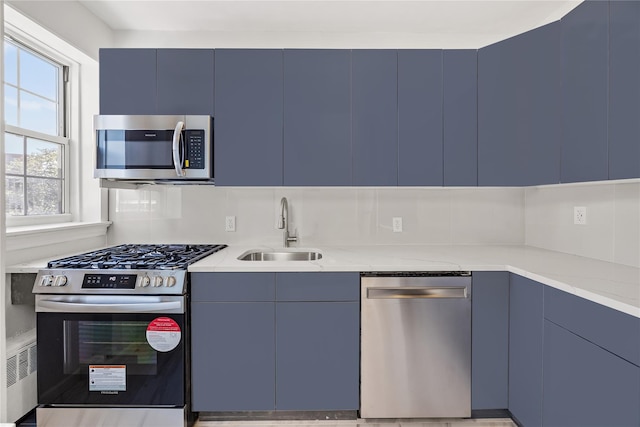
573;206;587;225
392;217;403;233
225;216;236;232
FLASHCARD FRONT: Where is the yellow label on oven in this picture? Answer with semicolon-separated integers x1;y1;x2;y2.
185;160;190;168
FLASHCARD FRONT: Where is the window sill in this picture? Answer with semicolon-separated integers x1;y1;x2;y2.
6;221;112;252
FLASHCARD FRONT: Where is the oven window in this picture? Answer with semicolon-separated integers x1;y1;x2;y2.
65;321;157;375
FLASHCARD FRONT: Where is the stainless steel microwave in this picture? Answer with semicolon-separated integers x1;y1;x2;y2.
94;115;213;182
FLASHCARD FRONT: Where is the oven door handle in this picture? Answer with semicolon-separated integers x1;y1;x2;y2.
36;299;183;314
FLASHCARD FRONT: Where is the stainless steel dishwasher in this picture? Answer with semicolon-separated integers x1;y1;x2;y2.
360;272;472;419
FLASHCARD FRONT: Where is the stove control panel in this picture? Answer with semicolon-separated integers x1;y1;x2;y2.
33;269;187;295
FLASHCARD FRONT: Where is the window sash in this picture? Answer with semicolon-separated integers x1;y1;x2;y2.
4;36;71;223
4;37;67;138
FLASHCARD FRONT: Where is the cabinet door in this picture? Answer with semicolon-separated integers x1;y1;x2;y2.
191;302;275;411
560;0;609;183
471;272;509;410
99;49;157;114
397;50;443;186
214;49;284;186
545;285;640;366
283;50;351;186
609;0;640;180
156;49;214;115
276;272;359;302
508;275;543;426
443;49;477;186
517;22;561;186
276;301;359;410
352;50;398;186
479;23;561;186
191;272;275;302
543;320;640;426
478;36;521;186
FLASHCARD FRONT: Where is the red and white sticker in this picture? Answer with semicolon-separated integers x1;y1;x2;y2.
146;317;181;352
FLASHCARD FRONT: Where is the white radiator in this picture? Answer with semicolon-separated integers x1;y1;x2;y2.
5;330;37;423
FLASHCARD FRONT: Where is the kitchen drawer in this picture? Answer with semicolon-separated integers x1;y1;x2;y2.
276;272;359;301
544;286;640;366
543;319;640;426
191;272;275;302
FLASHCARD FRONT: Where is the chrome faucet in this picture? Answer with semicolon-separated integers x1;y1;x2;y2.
278;197;298;248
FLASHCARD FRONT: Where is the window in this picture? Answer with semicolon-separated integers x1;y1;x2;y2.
3;37;68;218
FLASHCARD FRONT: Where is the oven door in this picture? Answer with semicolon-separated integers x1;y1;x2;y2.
36;295;186;407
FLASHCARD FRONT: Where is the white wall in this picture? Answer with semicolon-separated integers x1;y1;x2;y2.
3;2;106;263
6;0;113;60
525;180;640;268
1;7;108;421
107;186;525;247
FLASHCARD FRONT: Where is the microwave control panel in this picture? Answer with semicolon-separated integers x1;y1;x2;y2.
185;130;205;169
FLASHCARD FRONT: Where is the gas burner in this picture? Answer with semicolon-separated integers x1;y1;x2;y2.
47;244;227;270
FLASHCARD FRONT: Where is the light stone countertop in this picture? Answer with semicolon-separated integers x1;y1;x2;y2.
8;244;639;318
189;244;640;318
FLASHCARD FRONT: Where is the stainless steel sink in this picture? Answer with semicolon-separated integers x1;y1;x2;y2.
237;250;323;261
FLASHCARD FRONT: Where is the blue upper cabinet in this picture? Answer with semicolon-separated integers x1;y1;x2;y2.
518;22;561;186
397;50;443;186
560;0;609;183
609;0;640;180
156;49;214;115
99;49;157;115
443;50;477;186
352;50;398;186
478;22;561;186
478;36;520;186
214;49;283;186
283;50;352;186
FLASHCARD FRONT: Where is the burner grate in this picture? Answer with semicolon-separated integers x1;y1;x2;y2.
47;244;227;270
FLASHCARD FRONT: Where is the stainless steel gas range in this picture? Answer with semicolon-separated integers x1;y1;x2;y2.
32;244;226;427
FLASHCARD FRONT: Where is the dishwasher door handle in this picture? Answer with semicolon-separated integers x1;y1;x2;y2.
366;286;468;299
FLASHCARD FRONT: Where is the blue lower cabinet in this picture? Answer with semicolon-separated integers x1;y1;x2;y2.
276;301;360;410
543;320;640;427
191;302;276;411
191;272;359;412
471;272;509;410
508;275;544;426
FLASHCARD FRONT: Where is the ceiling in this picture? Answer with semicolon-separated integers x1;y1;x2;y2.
78;0;582;47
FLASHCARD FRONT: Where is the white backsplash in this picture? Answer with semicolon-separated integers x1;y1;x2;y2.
525;180;640;268
107;186;525;247
107;182;640;268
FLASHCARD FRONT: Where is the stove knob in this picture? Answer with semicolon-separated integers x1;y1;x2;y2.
165;276;177;287
40;275;54;286
140;275;151;287
54;275;68;287
152;276;163;287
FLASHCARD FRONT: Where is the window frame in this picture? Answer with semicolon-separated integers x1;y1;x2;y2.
4;34;72;227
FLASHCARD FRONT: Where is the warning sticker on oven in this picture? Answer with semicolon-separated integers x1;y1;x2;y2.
89;365;126;392
146;317;181;352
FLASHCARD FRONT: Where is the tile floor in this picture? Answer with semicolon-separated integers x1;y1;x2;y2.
195;418;517;427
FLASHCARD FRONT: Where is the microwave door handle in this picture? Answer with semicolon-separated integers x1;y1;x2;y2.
172;120;185;177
